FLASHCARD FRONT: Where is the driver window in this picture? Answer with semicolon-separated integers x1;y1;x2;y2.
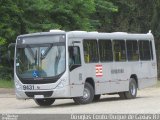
68;46;81;66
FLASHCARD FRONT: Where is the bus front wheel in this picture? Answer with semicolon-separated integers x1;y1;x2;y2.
34;98;55;106
73;82;94;104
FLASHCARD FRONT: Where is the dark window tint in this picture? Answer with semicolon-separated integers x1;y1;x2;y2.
113;40;126;61
126;40;139;61
83;40;99;63
139;40;151;60
69;46;81;71
99;40;113;62
150;41;153;60
69;46;81;66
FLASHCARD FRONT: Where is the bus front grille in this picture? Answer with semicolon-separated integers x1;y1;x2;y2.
25;91;53;98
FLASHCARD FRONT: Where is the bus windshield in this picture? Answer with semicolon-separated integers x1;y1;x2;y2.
16;35;66;79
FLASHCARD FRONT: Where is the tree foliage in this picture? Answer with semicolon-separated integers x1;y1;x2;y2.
106;0;160;76
1;0;160;78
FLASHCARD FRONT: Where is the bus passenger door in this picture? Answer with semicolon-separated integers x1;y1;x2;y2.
68;45;84;97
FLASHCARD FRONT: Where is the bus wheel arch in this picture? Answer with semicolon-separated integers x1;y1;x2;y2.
85;77;95;91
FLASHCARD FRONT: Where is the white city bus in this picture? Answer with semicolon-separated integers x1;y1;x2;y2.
14;30;157;106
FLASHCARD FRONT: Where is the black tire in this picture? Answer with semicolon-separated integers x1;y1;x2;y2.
34;98;55;106
93;95;101;102
125;78;137;99
73;82;94;104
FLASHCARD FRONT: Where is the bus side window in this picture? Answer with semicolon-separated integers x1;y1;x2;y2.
113;40;126;61
99;40;113;62
139;40;151;60
83;40;99;63
126;40;139;61
84;53;90;63
68;46;81;71
150;41;153;60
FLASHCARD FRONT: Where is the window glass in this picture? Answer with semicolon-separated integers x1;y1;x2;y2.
150;41;153;60
69;46;81;66
16;44;65;78
99;40;113;62
113;40;126;61
83;40;99;63
126;40;139;61
139;40;151;60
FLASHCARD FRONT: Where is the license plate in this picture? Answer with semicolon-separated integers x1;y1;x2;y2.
23;85;34;90
34;95;44;99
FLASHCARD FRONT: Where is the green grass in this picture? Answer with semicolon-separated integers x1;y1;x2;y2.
0;80;14;88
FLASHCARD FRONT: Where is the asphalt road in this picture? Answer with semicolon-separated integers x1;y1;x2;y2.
0;86;160;114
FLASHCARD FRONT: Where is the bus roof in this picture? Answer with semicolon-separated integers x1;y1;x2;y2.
17;30;154;41
18;30;65;38
67;31;154;40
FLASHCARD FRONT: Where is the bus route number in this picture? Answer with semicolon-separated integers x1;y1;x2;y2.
23;85;34;90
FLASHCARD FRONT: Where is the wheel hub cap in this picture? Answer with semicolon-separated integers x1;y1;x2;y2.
131;83;136;95
83;88;90;99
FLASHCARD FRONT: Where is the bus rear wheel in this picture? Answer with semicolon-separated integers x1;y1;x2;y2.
119;78;137;99
73;82;94;104
125;78;137;99
34;98;55;106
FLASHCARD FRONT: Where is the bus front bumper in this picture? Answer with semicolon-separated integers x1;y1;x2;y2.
15;85;71;99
